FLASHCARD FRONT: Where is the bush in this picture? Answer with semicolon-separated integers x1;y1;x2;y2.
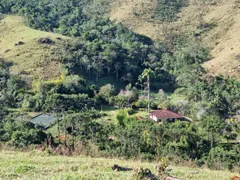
207;146;240;170
155;0;188;21
10;129;47;148
1;120;47;148
127;108;134;115
141;153;155;161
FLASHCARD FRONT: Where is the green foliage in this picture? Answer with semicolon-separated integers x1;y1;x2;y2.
14;164;35;174
59;32;159;84
181;76;240;116
0;0;178;89
44;93;95;112
97;84;115;103
0;60;28;109
116;109;128;127
111;89;138;108
155;0;188;21
135;99;148;109
207;146;240;170
0;0;239;172
162;35;210;76
0;119;46;148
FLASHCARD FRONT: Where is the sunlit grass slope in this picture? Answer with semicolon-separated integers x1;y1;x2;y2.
0;151;236;180
0;15;68;81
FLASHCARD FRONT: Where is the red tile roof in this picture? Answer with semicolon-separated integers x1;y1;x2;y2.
136;116;144;120
150;109;184;119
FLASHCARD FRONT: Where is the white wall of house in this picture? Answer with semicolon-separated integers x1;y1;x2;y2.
150;115;158;121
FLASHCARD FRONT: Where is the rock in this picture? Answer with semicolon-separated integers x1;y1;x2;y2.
4;49;10;53
14;41;25;46
111;164;133;171
56;37;62;40
38;37;55;44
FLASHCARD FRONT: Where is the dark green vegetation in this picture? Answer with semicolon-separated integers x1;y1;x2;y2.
0;0;240;172
155;0;188;21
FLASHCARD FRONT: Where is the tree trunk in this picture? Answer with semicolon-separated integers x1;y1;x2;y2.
57;112;60;145
211;132;214;148
116;69;119;81
64;114;67;147
71;121;75;151
147;76;150;114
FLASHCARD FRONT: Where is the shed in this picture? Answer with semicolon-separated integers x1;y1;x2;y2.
30;114;56;129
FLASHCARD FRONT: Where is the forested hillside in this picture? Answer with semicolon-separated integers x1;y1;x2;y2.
0;0;240;175
110;0;240;79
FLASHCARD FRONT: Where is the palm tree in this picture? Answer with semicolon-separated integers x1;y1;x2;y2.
139;68;154;114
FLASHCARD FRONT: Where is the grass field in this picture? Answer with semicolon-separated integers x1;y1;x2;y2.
0;15;68;81
0;150;237;180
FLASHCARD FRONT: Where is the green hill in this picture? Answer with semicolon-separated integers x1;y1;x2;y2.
0;15;68;81
1;1;240;81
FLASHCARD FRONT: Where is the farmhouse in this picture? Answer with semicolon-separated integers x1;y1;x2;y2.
150;109;184;122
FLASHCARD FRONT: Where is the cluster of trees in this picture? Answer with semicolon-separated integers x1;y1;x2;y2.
53;108;239;171
177;75;240;118
0;0;239;171
0;59;47;147
155;0;188;21
0;0;111;34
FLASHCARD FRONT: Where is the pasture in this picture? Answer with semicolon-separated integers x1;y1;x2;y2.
0;150;236;180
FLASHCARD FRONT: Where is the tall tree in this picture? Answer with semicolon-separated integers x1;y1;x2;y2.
139;68;154;114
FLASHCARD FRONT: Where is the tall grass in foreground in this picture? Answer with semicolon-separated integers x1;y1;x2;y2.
0;150;237;180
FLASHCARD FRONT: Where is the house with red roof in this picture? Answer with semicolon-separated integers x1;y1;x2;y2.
149;109;185;122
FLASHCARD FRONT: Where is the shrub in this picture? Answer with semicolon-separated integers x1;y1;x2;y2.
127;108;134;115
207;146;240;170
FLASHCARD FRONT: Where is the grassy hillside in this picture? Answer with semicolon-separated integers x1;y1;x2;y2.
109;0;240;79
0;15;68;81
0;150;237;180
202;0;240;79
1;1;240;81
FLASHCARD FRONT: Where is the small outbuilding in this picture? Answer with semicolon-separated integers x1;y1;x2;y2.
150;109;185;122
30;114;56;129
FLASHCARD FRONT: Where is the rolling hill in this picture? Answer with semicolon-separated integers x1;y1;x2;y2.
1;1;240;81
0;15;68;81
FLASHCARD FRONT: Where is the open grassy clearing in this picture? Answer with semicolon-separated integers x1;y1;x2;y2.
0;150;236;180
0;15;68;81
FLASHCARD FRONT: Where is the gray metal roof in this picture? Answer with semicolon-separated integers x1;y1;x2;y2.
30;114;56;128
